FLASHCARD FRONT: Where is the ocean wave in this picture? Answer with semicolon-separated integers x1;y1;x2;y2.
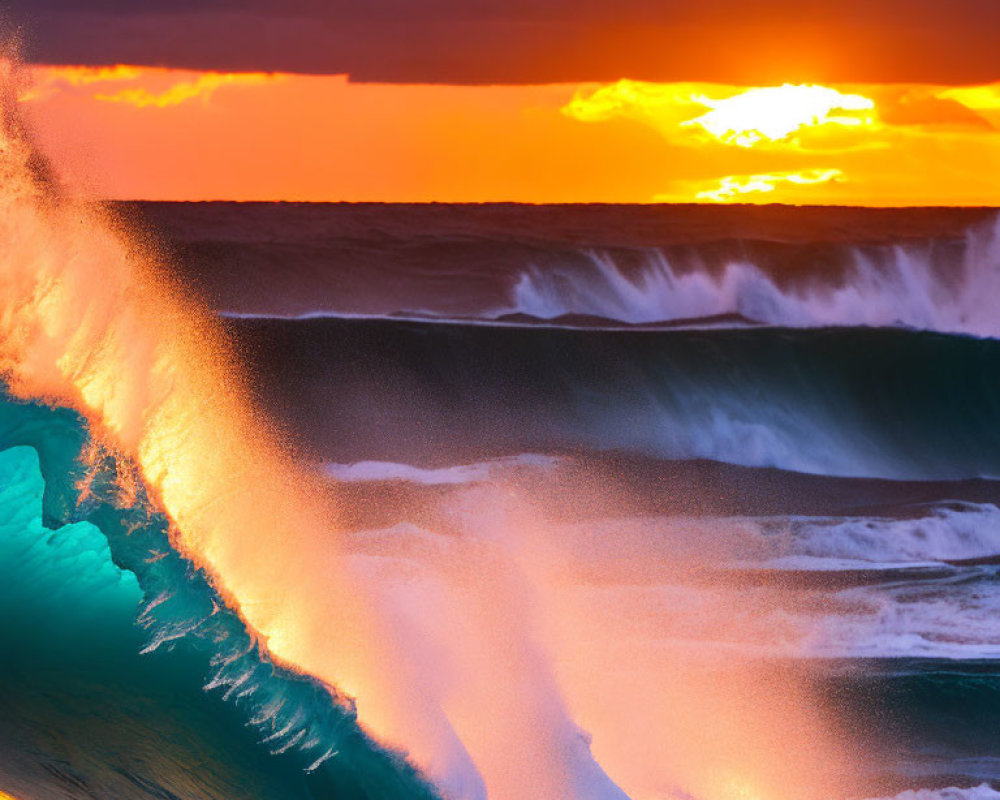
468;505;1000;661
0;391;439;798
558;568;1000;661
813;573;1000;660
155;202;1000;339
193;206;1000;338
504;213;1000;335
546;503;1000;574
746;503;1000;567
235;318;1000;480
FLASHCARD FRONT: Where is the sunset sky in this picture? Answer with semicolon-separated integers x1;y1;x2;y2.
10;0;1000;204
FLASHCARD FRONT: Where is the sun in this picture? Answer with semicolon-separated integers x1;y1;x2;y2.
685;83;876;147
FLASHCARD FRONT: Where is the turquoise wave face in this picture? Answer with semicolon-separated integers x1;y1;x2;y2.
0;393;439;800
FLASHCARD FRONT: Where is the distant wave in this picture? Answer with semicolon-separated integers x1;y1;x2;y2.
744;502;1000;567
813;570;1000;660
505;214;1000;335
214;212;1000;339
234;319;1000;481
220;308;760;333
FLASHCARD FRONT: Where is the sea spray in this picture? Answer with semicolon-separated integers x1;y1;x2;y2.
0;56;637;799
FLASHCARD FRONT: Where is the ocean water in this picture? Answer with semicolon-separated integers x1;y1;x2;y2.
4;144;1000;800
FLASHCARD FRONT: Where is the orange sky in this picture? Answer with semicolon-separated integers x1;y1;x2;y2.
21;65;1000;205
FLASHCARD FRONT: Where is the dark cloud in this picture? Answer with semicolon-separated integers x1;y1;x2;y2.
6;1;1000;84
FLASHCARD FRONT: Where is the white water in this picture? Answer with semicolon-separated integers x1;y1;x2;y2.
870;786;1000;800
747;503;1000;566
324;454;562;485
508;214;1000;335
499;503;1000;660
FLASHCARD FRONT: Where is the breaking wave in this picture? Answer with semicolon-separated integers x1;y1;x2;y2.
0;394;438;798
235;318;1000;480
504;214;1000;334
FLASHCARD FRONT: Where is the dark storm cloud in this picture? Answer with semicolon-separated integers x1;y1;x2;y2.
6;0;1000;84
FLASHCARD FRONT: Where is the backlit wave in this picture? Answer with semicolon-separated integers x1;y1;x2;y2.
0;56;473;794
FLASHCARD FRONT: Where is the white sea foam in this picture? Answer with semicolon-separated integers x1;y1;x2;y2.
546;504;1000;575
324;454;562;485
807;571;1000;660
867;785;1000;800
750;503;1000;566
556;567;1000;661
507;215;1000;336
523;506;1000;660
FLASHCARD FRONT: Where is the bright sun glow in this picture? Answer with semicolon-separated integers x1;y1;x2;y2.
562;80;878;150
685;84;876;146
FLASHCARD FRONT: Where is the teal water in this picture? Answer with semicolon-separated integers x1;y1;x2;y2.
0;393;438;800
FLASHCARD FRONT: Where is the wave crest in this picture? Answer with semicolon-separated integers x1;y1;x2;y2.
506;214;1000;335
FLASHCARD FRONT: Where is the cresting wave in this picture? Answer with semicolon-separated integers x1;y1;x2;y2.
0;58;457;797
186;204;1000;339
0;396;436;798
503;215;1000;334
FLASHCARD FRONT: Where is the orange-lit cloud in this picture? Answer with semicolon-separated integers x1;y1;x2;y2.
562;80;710;139
95;72;283;109
564;79;1000;203
21;64;284;109
942;84;1000;110
42;64;144;86
19;65;1000;205
936;84;1000;130
17;64;144;102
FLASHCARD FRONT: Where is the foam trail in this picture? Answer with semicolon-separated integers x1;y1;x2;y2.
324;454;561;485
869;787;1000;800
507;217;1000;335
726;503;1000;567
546;503;1000;574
